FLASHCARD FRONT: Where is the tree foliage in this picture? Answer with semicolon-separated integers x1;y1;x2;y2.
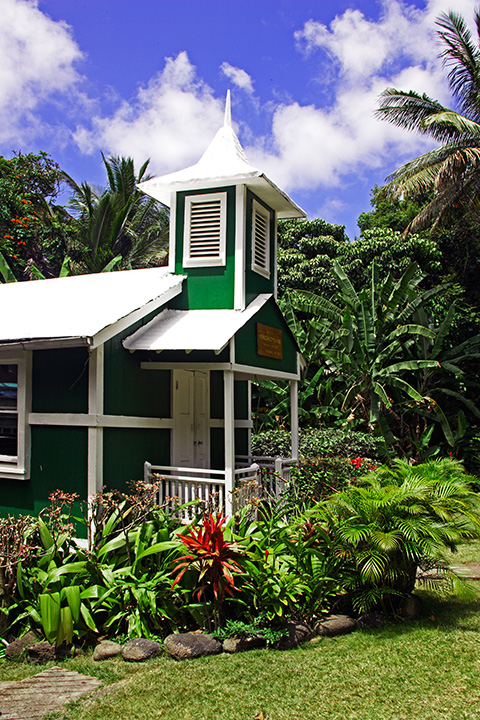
376;9;480;233
64;154;169;273
0;152;76;280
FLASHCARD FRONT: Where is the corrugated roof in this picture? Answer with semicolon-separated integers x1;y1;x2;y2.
0;268;184;347
138;94;305;219
123;294;271;352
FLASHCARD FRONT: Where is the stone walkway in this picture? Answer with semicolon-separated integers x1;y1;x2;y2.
0;666;101;719
449;561;480;580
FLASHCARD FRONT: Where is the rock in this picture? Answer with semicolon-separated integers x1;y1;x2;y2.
121;638;162;662
164;633;222;660
27;642;56;665
357;612;387;629
400;594;422;620
5;631;38;661
276;622;312;650
315;614;356;637
93;640;123;661
222;636;266;653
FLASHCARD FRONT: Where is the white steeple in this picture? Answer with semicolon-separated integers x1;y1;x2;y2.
138;93;305;219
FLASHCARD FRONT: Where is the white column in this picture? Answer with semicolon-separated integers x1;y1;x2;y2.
234;185;246;310
87;345;104;499
247;380;252;460
290;379;299;461
223;369;235;516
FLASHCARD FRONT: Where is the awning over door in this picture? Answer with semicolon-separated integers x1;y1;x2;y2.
123;294;271;353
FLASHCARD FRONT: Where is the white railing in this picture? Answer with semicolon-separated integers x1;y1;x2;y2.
144;456;297;520
144;462;261;520
235;455;298;496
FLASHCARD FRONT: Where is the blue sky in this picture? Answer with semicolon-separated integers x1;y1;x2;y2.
0;0;477;238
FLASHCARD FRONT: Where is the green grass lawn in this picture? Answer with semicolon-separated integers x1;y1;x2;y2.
446;537;480;564
3;589;480;720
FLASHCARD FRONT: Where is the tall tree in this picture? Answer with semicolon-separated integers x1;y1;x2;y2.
377;10;480;233
65;155;169;273
0;152;76;280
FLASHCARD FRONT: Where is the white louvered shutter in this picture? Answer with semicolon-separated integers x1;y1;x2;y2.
183;193;227;267
252;200;270;277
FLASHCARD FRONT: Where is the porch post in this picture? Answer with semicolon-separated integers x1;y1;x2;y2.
223;369;235;516
290;379;299;461
88;345;104;499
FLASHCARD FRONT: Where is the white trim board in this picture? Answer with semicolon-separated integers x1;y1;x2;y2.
29;413;174;429
91;283;184;349
28;413;251;430
140;361;299;380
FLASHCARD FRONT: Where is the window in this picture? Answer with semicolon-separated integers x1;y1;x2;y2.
183;192;227;268
0;354;31;479
251;199;271;278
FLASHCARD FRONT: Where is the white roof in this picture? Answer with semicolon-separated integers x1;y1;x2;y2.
138;93;305;219
0;268;184;348
123;294;271;353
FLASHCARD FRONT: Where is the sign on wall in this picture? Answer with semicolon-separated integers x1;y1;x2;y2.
256;323;283;360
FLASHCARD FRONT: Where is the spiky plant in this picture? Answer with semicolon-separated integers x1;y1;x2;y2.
311;458;480;613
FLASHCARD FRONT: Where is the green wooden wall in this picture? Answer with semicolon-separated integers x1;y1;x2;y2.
235;299;298;375
245;189;276;306
172;186;236;309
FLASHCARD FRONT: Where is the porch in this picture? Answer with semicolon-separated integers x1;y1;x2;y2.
144;455;297;520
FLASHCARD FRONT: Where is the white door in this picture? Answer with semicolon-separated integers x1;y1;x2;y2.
172;369;209;468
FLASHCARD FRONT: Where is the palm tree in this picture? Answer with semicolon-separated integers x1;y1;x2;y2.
313;458;480;611
64;155;169;273
376;10;480;233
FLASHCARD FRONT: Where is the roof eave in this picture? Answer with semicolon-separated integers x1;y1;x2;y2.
138;173;305;219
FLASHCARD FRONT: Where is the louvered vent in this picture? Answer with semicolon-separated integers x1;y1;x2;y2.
252;201;270;277
189;199;222;257
184;193;226;267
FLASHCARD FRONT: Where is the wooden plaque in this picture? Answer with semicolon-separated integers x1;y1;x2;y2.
257;323;283;360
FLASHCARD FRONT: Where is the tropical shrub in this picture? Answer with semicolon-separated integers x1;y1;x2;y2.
0;514;42;636
9;517;96;646
251;427;383;460
252;427;382;507
310;458;480;613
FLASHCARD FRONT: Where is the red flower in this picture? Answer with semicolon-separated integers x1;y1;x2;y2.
349;457;363;470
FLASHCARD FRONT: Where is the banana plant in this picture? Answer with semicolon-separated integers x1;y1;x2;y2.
289;260;449;449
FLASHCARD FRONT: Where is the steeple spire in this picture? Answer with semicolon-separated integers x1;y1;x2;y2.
224;90;232;128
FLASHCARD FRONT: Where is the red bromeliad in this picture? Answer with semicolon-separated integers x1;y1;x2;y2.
171;513;243;604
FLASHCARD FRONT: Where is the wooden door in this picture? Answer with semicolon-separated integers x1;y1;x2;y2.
172;369;209;468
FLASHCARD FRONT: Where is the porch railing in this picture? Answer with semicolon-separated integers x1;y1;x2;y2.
144;455;297;520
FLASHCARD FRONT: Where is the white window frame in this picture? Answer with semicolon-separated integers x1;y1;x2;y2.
251;199;271;279
0;353;31;480
183;192;227;268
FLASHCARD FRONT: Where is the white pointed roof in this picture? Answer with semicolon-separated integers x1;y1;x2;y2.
138;92;305;219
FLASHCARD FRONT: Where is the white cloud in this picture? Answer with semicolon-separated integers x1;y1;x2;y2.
74;52;224;174
0;0;84;144
247;0;477;194
220;62;254;94
72;0;478;203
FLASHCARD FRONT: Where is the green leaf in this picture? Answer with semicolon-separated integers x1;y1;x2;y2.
80;603;98;632
57;606;74;646
63;585;81;623
101;254;123;272
38;519;54;551
0;251;17;283
134;540;178;562
39;592;61;644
